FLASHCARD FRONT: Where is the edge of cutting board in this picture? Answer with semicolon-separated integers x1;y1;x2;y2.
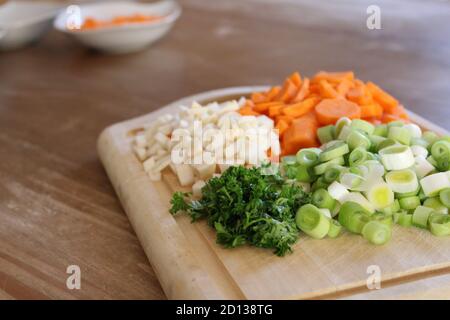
97;87;449;300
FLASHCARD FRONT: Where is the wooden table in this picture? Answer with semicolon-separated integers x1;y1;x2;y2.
0;0;449;299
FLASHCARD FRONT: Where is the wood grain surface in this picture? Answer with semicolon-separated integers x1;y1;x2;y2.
0;0;449;299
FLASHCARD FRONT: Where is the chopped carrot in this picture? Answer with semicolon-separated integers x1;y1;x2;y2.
239;106;260;116
313;71;354;84
268;104;285;118
275;115;295;125
254;101;282;113
319;80;339;99
360;103;383;118
275;79;298;103
289;72;302;87
291;78;310;103
388;104;410;120
337;78;354;97
346;85;373;105
366;81;399;113
265;86;281;101
251;92;266;104
282;113;320;155
315;98;361;125
282;97;319;118
275;119;289;135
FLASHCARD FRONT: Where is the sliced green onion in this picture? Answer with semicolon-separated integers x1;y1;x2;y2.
362;221;391;245
346;130;371;151
376;138;397;152
435;155;450;172
366;182;394;210
414;155;435;179
396;212;413;227
399;196;421;210
385;169;419;193
428;214;450;236
317;125;336;144
423;131;439;146
351;119;375;135
340;173;365;190
411;137;430;149
295;164;315;183
404;123;422;139
373;124;388;137
282;156;297;165
311;176;329;192
431;139;450;158
369;135;386;153
418;189;427;201
388;126;411;145
327;219;342;238
395;185;420;198
379;145;415;170
427;155;438;168
411;145;428;158
295;204;331;239
319;141;349;162
331;202;341;217
387;121;405;129
420;172;450;197
323;165;342;183
319;208;332;219
439;188;450;208
312;188;337;210
371;212;393;227
423;197;448;214
296;148;321;167
335;117;352;137
412;206;434;228
337;125;352;141
328;181;349;202
349;147;368;166
338;201;372;234
313;157;345;175
341;192;375;213
382;199;400;215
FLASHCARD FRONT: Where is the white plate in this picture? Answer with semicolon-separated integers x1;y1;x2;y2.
0;1;61;51
54;0;182;54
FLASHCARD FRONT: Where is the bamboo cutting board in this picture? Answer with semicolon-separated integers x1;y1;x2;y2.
97;87;450;300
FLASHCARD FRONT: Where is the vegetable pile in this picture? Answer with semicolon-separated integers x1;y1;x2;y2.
283;117;450;245
170;165;311;256
239;71;410;155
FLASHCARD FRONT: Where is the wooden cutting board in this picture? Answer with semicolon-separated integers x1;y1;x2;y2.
97;87;450;300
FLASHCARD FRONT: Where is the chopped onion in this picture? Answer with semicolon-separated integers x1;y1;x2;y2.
340;192;375;213
385;169;419;193
379;145;415;170
366;182;394;210
414;155;435;179
295;204;331;239
420;172;450;196
328;181;349;202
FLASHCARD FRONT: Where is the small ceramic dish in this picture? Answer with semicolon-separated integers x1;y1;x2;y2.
54;0;182;54
0;0;61;51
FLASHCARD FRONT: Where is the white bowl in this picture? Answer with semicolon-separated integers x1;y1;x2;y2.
54;0;182;54
0;1;61;51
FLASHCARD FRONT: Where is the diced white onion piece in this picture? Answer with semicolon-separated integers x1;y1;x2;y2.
143;157;156;173
194;164;217;180
319;208;332;219
411;145;428;158
341;192;375;213
328;181;349;202
153;155;171;172
404;123;422;138
134;146;148;161
192;180;206;198
365;182;394;210
379;145;415;170
385;169;419;193
175;164;195;186
420;172;450;197
135;134;147;148
414;156;435;179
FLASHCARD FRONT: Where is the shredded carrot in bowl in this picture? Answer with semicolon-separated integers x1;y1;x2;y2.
79;13;163;31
